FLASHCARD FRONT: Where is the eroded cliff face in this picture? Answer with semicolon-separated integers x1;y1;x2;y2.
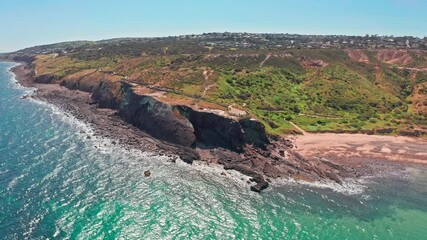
35;74;55;84
60;76;101;92
178;106;270;151
9;55;36;64
89;80;270;151
92;80;123;109
117;83;196;147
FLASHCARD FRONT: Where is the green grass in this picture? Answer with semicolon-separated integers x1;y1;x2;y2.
209;59;421;135
32;48;427;136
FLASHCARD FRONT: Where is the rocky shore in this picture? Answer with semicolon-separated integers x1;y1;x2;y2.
10;62;364;192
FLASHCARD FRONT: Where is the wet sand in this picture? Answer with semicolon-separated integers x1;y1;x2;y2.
292;133;427;165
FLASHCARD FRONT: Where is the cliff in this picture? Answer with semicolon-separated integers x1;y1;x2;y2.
53;74;352;192
91;80;270;153
9;58;357;192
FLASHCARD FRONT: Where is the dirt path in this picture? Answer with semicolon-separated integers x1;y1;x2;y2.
395;66;427;72
201;84;215;98
298;113;344;120
259;54;271;67
289;121;307;135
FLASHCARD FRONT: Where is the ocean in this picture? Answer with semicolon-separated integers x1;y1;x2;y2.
1;62;427;239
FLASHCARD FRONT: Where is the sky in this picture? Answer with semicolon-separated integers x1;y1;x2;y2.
1;0;426;52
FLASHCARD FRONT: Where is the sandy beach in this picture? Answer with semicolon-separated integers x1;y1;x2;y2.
292;133;427;165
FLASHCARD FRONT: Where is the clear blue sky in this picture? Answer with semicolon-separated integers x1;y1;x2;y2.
1;0;426;52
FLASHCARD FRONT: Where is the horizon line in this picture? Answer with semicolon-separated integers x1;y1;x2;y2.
10;31;426;53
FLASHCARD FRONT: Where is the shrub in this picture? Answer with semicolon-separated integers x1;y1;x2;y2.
369;118;377;123
292;106;301;113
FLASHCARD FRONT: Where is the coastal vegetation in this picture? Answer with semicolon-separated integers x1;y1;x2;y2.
8;33;427;137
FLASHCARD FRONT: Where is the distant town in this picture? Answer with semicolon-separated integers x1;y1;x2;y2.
11;32;427;56
181;32;427;50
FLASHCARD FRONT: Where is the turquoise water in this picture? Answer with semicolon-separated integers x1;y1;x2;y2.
0;62;427;239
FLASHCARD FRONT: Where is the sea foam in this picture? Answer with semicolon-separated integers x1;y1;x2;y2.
271;176;368;195
7;62;368;196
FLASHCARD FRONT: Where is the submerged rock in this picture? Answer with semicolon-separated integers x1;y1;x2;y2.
250;181;269;193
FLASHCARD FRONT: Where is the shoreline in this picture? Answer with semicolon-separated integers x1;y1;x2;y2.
8;61;424;192
291;133;427;165
10;63;279;192
10;63;197;160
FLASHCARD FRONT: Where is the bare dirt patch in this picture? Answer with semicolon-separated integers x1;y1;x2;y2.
376;50;413;65
347;50;369;63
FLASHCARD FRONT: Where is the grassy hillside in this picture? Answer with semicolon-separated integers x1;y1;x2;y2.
22;44;427;137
